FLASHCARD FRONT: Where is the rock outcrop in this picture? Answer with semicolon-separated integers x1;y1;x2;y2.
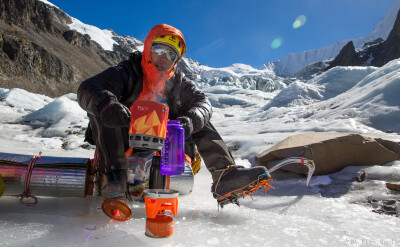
372;9;400;66
326;10;400;71
0;0;140;97
326;41;363;70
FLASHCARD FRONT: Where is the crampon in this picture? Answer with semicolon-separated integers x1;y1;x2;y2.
215;173;274;208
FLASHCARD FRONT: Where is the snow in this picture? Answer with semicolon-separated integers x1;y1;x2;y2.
113;35;144;53
195;64;285;93
36;0;118;51
0;88;52;112
263;81;323;108
309;66;377;99
1;57;400;246
23;94;88;141
68;17;117;51
263;66;378;108
262;40;351;77
201;63;275;79
36;0;58;8
312;59;400;132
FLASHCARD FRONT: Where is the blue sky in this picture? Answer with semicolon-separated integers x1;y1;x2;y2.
49;0;397;68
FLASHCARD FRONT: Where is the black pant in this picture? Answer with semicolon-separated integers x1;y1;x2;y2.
89;115;235;182
187;121;236;181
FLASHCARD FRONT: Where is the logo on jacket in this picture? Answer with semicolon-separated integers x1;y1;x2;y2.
137;106;149;111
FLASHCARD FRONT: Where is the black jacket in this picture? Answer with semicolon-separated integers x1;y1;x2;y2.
77;52;212;156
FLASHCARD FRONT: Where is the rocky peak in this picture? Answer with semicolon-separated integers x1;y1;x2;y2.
0;0;141;97
325;9;400;72
362;38;384;49
327;41;362;70
176;57;202;80
386;9;400;41
374;9;400;66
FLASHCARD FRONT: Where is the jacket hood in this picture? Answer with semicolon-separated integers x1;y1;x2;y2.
139;24;187;101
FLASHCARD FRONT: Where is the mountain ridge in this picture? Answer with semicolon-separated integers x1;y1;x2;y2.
1;0;399;97
261;0;400;77
0;0;148;97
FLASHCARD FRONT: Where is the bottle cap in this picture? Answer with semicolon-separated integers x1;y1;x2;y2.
102;199;132;221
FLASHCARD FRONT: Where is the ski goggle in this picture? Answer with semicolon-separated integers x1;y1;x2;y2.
151;45;179;62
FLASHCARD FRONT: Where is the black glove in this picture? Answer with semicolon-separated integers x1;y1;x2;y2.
178;116;194;139
100;99;131;128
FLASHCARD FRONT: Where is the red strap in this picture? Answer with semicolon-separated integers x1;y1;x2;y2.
165;175;170;189
20;152;42;206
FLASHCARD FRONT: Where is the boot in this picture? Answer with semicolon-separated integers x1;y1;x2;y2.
101;169;127;198
211;165;273;208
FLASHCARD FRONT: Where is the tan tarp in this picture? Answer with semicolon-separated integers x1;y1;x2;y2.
255;132;400;175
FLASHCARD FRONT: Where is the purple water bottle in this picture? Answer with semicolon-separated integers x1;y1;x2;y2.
160;120;185;175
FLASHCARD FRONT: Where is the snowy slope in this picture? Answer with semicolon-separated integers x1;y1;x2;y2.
258;59;400;134
262;0;400;76
37;0;57;8
68;17;117;51
201;63;275;79
1;57;400;246
194;63;289;92
308;66;378;99
262;66;376;109
313;59;400;132
37;0;143;52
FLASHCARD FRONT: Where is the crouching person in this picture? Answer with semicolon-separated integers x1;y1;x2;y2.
77;24;271;207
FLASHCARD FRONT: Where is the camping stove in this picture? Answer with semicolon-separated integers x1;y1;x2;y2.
143;189;179;238
128;100;169;150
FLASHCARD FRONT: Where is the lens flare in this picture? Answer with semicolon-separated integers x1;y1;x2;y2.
293;15;307;29
293;20;302;29
271;38;282;49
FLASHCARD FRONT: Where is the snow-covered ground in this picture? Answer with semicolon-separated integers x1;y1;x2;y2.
200;63;275;79
1;59;400;246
